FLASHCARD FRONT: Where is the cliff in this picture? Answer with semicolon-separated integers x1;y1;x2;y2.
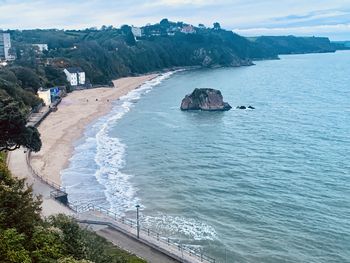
249;36;337;55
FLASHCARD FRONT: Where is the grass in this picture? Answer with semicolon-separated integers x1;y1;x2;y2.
105;244;146;263
79;225;147;263
0;152;7;165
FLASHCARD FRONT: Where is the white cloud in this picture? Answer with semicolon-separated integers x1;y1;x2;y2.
0;0;349;40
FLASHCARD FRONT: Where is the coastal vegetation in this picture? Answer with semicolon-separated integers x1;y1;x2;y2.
0;153;145;263
0;91;41;152
0;20;347;111
4;19;346;88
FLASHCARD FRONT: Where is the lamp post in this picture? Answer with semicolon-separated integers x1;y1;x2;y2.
136;204;140;239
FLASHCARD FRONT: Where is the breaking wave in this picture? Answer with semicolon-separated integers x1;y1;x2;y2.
62;72;175;215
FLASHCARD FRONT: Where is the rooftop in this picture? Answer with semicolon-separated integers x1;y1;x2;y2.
65;67;84;73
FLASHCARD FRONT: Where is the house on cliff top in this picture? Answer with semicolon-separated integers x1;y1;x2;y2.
181;25;196;34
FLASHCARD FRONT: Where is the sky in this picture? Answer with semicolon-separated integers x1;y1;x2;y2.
0;0;349;40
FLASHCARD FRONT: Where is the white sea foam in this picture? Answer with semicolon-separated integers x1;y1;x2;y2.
142;214;218;241
91;72;176;215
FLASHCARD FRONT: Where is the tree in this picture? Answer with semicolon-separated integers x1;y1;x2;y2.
213;22;221;30
0;91;42;152
0;161;42;237
160;18;169;26
0;229;31;263
48;215;87;260
0;77;42;108
30;226;64;262
10;66;41;93
0;68;18;84
44;65;69;87
120;25;131;35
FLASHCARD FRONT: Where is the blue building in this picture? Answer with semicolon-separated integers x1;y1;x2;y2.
50;87;61;102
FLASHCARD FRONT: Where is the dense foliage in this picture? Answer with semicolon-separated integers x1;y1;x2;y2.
0;91;41;152
7;22;280;85
0;69;42;108
0;153;145;263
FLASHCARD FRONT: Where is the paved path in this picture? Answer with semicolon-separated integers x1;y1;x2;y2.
84;224;178;263
7;149;74;217
77;211;212;263
98;227;178;263
27;106;50;127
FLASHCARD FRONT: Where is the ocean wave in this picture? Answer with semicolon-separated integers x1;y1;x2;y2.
62;72;176;215
142;214;218;241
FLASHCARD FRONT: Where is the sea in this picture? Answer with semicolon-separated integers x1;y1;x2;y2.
61;51;350;263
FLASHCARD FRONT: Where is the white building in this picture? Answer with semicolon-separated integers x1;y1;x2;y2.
63;67;86;86
0;33;15;61
37;89;51;106
131;26;143;38
32;44;48;52
181;25;196;34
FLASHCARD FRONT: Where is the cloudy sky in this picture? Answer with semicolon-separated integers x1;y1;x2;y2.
0;0;349;40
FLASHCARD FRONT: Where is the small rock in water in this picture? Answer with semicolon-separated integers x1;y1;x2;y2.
180;88;232;111
236;106;247;109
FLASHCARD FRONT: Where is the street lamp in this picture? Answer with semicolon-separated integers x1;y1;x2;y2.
136;204;140;238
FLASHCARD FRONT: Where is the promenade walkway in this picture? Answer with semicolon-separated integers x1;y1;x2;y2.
26;106;50;127
7;149;74;217
82;223;178;263
76;208;214;263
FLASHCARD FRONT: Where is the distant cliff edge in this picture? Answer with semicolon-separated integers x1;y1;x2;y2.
248;36;348;55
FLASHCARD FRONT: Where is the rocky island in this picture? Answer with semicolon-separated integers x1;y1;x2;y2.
180;88;232;111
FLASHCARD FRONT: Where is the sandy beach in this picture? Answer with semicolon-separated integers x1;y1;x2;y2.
30;74;158;186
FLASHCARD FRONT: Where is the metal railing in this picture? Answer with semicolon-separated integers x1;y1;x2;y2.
26;150;66;194
69;202;216;263
26;98;62;128
25;152;216;263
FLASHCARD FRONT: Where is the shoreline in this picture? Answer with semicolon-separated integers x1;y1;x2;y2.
30;74;158;186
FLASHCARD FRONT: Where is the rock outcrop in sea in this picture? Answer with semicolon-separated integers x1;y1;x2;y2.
180;88;232;111
236;105;255;109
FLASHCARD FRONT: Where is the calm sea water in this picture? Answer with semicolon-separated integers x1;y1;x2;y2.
62;51;350;263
